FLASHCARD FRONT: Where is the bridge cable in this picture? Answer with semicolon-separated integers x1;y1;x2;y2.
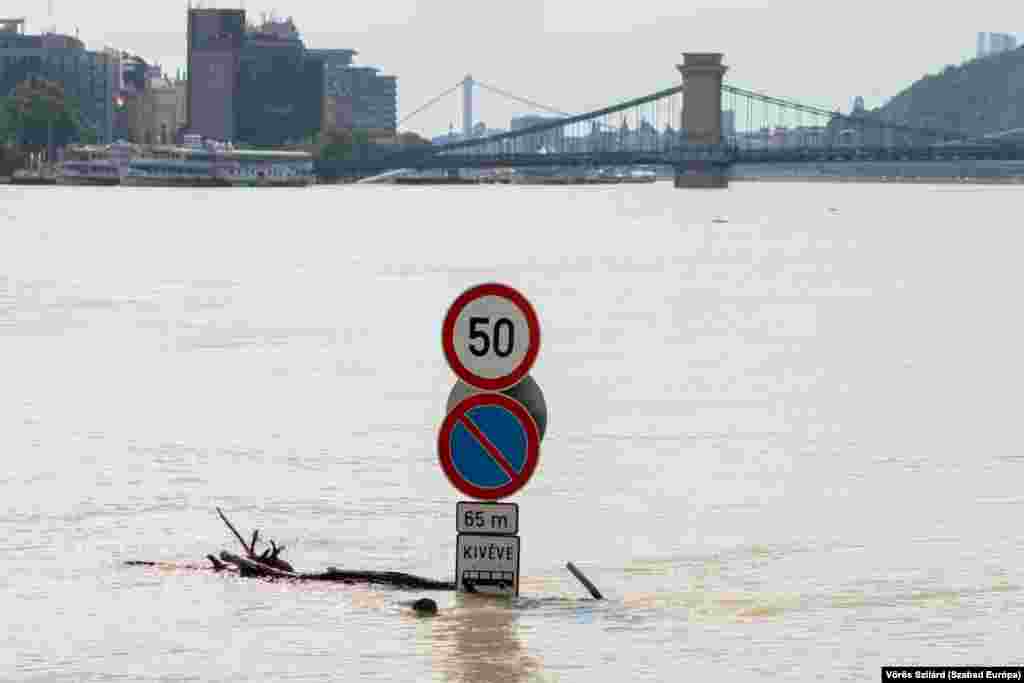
398;82;463;128
474;81;572;117
475;80;617;132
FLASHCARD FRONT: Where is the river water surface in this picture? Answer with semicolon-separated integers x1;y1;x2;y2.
2;182;1022;681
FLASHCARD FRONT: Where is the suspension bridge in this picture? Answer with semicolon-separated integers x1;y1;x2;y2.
316;53;1024;187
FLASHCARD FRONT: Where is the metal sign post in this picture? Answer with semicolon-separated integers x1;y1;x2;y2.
440;283;543;599
455;502;520;597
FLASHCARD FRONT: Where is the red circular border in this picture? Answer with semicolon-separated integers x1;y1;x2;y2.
438;392;541;500
441;283;541;391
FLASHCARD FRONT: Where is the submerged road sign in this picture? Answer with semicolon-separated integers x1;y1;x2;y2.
446;375;548;442
456;533;520;597
457;501;518;535
439;392;540;500
442;283;541;391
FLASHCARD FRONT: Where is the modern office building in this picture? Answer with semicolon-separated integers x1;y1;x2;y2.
235;15;323;146
318;60;397;132
0;18;117;143
184;8;396;142
185;7;245;142
307;48;356;130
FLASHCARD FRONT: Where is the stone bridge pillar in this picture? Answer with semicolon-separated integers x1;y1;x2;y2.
675;53;730;188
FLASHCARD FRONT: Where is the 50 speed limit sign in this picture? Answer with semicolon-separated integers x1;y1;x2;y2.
442;283;540;391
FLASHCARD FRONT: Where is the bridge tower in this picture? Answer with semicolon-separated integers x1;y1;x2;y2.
675;53;730;188
462;75;474;140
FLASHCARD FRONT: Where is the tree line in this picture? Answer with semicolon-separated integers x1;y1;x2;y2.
1;77;98;161
300;127;433;161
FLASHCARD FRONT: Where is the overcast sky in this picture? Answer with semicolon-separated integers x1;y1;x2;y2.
7;0;1020;136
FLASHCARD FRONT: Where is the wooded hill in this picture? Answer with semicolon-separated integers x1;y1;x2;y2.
874;47;1024;138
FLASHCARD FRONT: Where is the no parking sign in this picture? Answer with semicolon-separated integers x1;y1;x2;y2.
438;392;540;500
439;283;545;598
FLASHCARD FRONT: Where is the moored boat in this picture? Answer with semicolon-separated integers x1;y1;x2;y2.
56;142;134;186
10;168;57;185
122;139;221;187
214;149;315;187
122;136;314;187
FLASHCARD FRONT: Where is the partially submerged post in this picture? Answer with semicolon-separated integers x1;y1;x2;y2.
566;561;604;600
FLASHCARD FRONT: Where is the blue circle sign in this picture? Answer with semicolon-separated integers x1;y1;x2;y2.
438;393;541;500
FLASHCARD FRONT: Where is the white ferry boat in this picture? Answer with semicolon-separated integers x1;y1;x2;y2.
214;149;316;187
122;143;222;187
57;142;136;185
123;135;314;187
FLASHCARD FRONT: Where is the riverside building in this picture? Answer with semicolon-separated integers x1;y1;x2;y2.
0;18;117;143
185;7;245;143
236;15;324;146
186;8;395;144
312;57;397;133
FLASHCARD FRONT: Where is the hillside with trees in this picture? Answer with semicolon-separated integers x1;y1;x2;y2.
875;47;1024;137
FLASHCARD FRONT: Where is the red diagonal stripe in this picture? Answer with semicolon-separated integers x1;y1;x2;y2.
458;413;518;481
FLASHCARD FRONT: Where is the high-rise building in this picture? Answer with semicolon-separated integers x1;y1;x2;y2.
313;57;397;133
307;48;356;130
978;32;987;58
185;7;245;142
235;15;323;146
0;18;117;143
308;48;356;131
184;8;396;142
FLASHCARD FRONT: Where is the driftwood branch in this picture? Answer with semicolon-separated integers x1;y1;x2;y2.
216;507;251;555
206;554;228;571
216;551;455;589
215;508;294;572
221;551;298;579
126;508;453;591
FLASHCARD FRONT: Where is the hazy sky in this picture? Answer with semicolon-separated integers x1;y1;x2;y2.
7;0;1020;136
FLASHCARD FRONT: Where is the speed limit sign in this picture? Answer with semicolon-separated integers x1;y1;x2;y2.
441;283;541;391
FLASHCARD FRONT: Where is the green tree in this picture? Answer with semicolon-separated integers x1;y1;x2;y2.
317;128;360;160
313;127;427;162
5;77;91;158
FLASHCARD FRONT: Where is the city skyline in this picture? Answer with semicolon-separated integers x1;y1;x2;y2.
3;0;1022;137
